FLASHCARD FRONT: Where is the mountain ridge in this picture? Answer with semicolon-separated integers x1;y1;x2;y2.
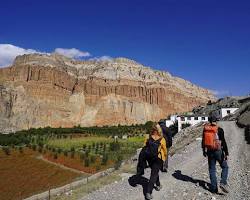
0;53;215;132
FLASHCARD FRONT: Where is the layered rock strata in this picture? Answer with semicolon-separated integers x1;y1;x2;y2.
0;54;215;132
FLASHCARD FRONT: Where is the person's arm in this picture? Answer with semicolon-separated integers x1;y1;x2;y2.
143;134;149;147
201;127;207;157
161;138;167;159
218;127;229;157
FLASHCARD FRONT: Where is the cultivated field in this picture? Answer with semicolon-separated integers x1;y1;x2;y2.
0;148;82;200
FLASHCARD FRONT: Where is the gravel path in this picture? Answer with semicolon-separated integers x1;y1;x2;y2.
81;121;250;200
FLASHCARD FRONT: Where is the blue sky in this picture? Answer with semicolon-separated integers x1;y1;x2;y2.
0;0;249;97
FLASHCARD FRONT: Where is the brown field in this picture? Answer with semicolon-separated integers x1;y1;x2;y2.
44;153;114;174
0;148;82;200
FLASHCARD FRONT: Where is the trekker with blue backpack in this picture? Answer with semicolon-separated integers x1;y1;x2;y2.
141;123;167;200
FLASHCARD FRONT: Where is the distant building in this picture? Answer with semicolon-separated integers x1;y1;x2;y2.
165;115;178;127
165;114;209;132
213;107;239;120
122;135;128;140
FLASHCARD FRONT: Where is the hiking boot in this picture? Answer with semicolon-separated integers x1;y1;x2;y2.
210;188;218;194
155;184;162;191
220;183;229;193
145;193;153;200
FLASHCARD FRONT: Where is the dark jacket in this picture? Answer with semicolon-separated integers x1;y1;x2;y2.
202;124;229;156
159;123;172;148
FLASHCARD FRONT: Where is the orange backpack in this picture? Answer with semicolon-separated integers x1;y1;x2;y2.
204;124;221;150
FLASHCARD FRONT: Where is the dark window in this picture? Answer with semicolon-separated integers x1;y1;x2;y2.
227;110;231;114
181;117;185;121
202;117;205;120
187;117;191;121
194;117;198;120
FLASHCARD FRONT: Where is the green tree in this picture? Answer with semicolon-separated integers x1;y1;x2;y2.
80;152;85;161
90;155;96;163
84;157;90;167
18;146;23;153
101;154;108;165
63;150;68;157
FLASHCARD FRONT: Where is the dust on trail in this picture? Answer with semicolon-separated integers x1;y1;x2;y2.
81;121;250;200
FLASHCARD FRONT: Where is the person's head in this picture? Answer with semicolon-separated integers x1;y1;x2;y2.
150;123;163;138
208;114;217;124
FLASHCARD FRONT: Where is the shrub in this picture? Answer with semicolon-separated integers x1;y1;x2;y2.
103;143;106;152
63;150;68;157
95;165;101;171
90;155;96;163
114;154;123;170
38;146;43;153
109;141;120;151
2;146;10;155
80;152;85;161
32;144;37;151
101;154;108;165
85;150;89;158
84;157;90;167
18;146;23;153
57;148;62;154
70;147;75;152
70;151;75;158
87;145;91;152
181;123;191;129
54;153;58;159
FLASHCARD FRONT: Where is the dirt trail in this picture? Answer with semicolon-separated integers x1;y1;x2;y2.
37;155;90;176
81;121;250;200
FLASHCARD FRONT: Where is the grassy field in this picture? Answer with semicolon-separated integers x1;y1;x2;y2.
47;136;112;150
47;136;144;150
0;148;82;200
44;135;144;173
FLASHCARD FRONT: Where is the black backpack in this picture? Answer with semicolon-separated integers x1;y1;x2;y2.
145;138;161;159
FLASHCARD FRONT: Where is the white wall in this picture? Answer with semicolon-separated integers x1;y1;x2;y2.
220;108;239;118
165;115;177;127
177;116;208;131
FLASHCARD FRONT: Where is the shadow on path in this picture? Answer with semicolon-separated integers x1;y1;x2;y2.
128;175;148;195
172;170;211;192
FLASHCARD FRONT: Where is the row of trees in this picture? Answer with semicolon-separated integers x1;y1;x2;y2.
0;121;154;147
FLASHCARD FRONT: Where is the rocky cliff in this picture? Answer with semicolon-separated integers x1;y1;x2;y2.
0;53;215;132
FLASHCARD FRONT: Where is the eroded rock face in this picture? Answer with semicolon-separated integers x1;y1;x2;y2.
0;53;215;132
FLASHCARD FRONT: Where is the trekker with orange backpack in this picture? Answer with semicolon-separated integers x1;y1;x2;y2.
202;115;229;194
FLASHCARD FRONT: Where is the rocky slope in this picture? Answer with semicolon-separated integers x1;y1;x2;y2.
0;53;215;132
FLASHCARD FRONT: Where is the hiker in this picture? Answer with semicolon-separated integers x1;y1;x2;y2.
202;115;229;194
158;120;172;172
140;123;167;200
137;120;171;175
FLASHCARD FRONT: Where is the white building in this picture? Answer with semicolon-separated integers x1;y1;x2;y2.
165;114;208;132
165;115;178;127
213;107;239;119
176;115;208;132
